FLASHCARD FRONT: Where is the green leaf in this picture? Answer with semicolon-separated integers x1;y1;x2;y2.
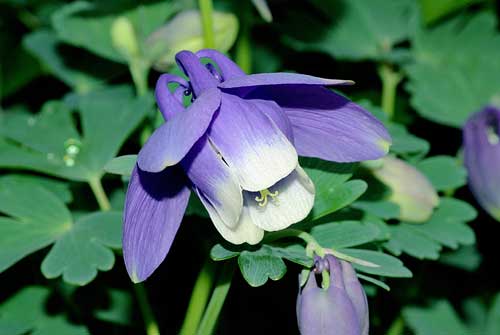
406;12;500;127
403;300;469;335
357;273;390;291
1;44;42;99
339;248;412;278
0;176;72;273
0;286;88;335
41;211;122;285
2;174;73;204
104;154;137;176
23;30;105;93
439;245;481;271
388;123;430;156
238;246;287;287
486;293;500;335
302;158;366;220
210;244;241;261
419;0;482;24
288;0;416;61
409;198;476;249
0;86;152;181
416;156;467;191
384;224;442;259
94;289;133;326
52;1;177;63
0;177;122;284
352;200;400;220
311;221;380;249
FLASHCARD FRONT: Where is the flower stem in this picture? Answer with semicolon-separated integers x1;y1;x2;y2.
134;283;161;335
130;59;150;97
378;63;402;120
197;262;235;335
88;176;160;335
386;316;405;335
180;258;217;335
88;177;111;211
235;2;252;73
198;0;215;48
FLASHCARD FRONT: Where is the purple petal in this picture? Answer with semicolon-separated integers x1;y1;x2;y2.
138;88;221;172
196;49;246;80
181;135;243;229
123;165;190;283
247;85;391;162
341;261;369;335
219;72;352;90
155;74;189;120
176;50;219;96
251;99;294;141
464;106;500;220
208;93;298;191
297;273;361;335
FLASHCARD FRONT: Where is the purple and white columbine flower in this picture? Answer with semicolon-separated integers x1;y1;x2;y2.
463;106;500;221
123;49;391;282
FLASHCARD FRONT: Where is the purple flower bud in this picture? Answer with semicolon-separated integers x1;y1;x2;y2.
463;106;500;220
297;255;369;335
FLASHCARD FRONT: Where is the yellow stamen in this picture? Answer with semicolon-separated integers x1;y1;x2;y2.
255;189;279;207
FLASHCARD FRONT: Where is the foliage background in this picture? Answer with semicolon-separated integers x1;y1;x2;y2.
1;0;500;334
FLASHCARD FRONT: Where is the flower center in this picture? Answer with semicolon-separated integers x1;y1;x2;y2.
255;189;279;207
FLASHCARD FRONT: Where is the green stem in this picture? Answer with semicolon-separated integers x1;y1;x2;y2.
386;316;405;335
88;177;111;211
180;258;217;335
130;60;149;97
197;262;235;335
198;0;215;48
134;283;161;335
235;2;252;73
378;63;402;120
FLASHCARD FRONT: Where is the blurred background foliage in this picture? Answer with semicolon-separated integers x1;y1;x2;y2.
0;0;500;334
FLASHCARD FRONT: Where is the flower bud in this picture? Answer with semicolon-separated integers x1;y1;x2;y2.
463;106;500;220
145;10;238;71
111;16;140;60
297;255;369;335
369;156;439;222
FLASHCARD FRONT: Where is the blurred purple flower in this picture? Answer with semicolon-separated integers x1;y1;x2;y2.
297;255;369;335
123;49;391;282
464;106;500;221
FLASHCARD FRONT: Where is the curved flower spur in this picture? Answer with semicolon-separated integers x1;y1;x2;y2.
123;49;391;282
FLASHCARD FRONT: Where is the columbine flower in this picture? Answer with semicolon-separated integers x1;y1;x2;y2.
463;106;500;221
297;255;369;335
123;49;391;282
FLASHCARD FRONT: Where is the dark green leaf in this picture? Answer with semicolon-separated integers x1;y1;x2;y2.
340;248;412;278
311;221;380;249
0;286;88;335
439;245;482;271
238;246;287;287
94;289;133;326
385;224;442;259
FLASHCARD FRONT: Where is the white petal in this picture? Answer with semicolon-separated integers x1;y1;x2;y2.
197;188;264;245
244;165;315;231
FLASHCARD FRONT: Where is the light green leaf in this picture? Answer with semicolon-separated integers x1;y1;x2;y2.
311;221;380;249
384;224;442;260
403;300;469;335
339;248;412;278
288;0;416;61
419;0;482;24
23;30;105;93
0;286;88;335
409;198;476;249
416;156;467;191
238;246;287;287
0;176;72;273
94;289;133;326
0;86;152;181
52;1;177;63
210;244;241;261
104;154;137;176
406;12;500;127
41;211;122;286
